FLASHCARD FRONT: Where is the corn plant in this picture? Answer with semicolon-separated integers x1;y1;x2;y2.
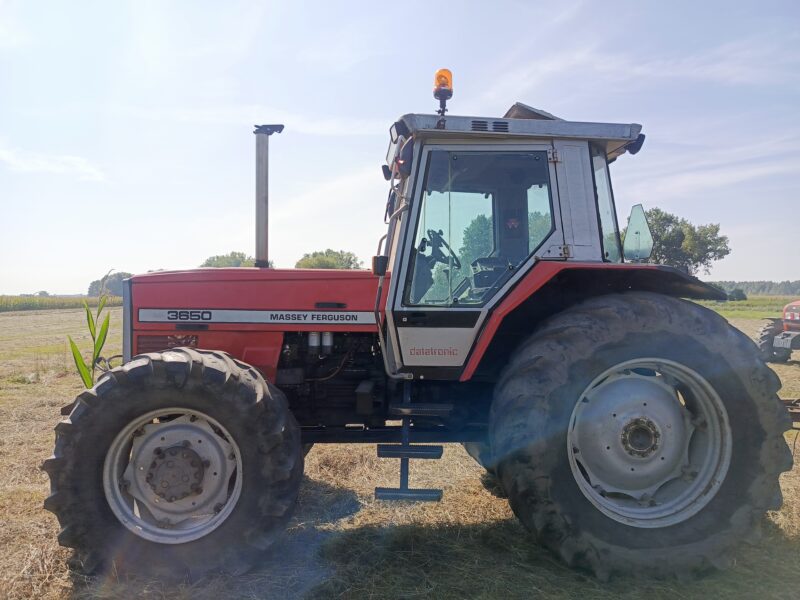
68;276;112;388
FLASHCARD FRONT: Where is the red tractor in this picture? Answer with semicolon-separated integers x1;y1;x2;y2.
44;71;792;580
758;300;800;363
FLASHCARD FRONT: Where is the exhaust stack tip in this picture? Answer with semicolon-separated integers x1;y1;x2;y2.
254;124;284;136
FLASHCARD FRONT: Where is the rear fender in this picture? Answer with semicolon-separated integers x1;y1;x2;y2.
460;263;726;381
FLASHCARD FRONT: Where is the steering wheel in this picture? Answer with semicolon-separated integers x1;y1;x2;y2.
427;229;461;270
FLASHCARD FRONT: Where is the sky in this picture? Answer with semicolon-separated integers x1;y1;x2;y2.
0;0;798;294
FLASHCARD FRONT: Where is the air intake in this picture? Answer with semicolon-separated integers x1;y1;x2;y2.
471;120;489;131
492;121;509;132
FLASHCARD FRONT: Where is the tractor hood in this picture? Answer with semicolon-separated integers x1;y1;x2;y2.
130;268;381;314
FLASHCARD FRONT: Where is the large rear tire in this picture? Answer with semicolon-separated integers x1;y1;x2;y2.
490;293;792;579
757;319;791;363
42;348;303;579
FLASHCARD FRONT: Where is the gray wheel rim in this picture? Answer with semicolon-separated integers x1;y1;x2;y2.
567;358;732;528
103;408;243;544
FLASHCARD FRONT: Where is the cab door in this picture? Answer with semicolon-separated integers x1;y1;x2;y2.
385;142;564;378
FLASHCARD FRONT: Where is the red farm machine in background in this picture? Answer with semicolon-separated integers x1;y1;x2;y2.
43;69;793;581
758;299;800;363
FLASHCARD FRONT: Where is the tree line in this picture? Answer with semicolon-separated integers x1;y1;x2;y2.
709;281;800;296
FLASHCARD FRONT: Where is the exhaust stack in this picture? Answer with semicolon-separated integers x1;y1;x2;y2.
253;124;284;268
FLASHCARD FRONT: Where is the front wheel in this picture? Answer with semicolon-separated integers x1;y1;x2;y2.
43;348;303;579
757;319;791;363
491;293;793;579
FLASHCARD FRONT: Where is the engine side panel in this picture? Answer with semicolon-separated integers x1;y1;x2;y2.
129;268;382;379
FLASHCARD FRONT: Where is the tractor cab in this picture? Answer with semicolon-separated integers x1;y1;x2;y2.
375;70;652;378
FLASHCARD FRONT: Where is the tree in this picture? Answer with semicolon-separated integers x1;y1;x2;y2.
628;208;730;275
458;211;553;270
295;249;362;269
35;290;50;297
459;214;494;268
87;272;133;297
200;251;264;268
711;281;800;296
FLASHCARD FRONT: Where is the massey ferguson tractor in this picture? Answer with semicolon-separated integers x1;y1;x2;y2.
758;299;800;363
44;70;792;581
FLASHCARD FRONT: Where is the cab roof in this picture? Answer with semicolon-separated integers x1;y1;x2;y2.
399;102;643;160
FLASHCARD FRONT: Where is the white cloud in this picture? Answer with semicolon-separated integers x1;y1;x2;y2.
0;140;106;182
620;158;799;205
480;34;800;108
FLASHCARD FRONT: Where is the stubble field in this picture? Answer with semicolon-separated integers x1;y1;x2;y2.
0;307;798;599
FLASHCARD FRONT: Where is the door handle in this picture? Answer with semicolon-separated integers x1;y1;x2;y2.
400;312;428;325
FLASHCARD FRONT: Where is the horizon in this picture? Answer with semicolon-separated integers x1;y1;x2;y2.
1;1;798;295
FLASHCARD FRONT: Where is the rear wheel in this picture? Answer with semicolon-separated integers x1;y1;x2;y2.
491;293;792;579
462;442;493;471
43;348;303;579
757;319;791;363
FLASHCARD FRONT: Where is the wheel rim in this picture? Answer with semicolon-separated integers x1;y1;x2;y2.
103;408;243;544
567;358;731;528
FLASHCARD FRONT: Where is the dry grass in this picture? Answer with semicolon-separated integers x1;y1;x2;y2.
0;309;798;599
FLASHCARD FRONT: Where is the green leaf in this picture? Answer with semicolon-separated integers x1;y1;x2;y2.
83;300;96;340
96;294;108;319
92;313;110;366
68;336;93;388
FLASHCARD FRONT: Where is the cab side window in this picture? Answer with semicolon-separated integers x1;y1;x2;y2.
405;150;554;306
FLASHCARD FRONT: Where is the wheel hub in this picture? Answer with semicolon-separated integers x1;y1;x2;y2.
103;410;242;544
567;359;731;528
621;417;660;457
146;444;205;502
570;371;690;494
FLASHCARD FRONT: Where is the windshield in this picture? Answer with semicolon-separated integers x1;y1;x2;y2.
404;150;554;306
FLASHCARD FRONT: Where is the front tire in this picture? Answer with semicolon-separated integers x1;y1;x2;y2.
43;348;303;579
491;293;792;579
757;319;791;363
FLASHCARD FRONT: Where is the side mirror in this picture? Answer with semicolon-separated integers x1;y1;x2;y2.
372;255;389;277
623;204;654;262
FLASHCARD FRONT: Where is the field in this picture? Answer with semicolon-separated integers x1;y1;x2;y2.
0;296;122;313
0;306;798;599
695;295;794;320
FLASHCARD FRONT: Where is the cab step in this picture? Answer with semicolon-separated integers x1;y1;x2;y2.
375;383;444;502
377;444;443;460
374;487;443;502
388;402;453;417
